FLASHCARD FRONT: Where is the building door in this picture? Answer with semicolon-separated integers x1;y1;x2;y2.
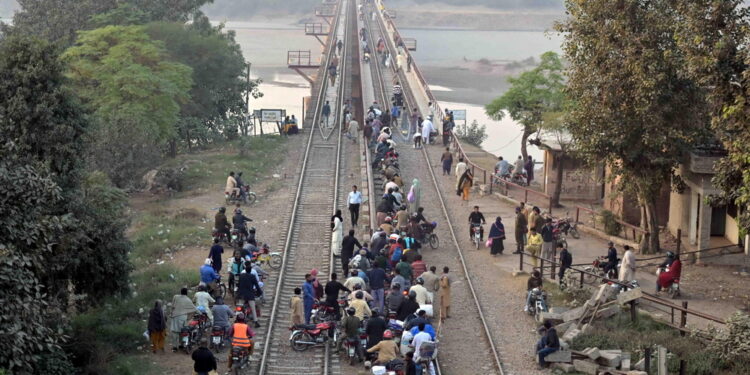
711;206;726;236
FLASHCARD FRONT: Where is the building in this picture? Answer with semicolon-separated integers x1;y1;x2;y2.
667;146;741;251
538;137;605;202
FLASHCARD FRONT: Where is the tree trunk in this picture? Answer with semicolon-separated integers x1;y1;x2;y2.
552;153;565;207
638;198;660;254
168;139;176;158
520;128;533;161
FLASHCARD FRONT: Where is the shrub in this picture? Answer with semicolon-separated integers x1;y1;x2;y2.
600;209;622;236
455;120;488;147
708;312;750;362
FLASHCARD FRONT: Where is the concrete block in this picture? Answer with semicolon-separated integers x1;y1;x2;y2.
552;362;576;373
595;284;612;303
597;350;622;368
626;372;647;375
616;288;643;305
581;323;593;334
562;328;581;342
620;352;631;370
545;350;572;363
595;305;621;320
560;341;570;351
556;321;575;334
574;359;600;375
582;347;600;360
633;358;645;371
598;367;617;375
537;312;564;324
562;305;587;322
511;269;528;277
550;307;570;314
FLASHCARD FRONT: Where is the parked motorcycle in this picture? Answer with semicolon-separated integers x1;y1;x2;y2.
553;212;580;239
584;256;620;283
289;321;337;351
312;300;338;323
225;185;257;205
230;228;245;250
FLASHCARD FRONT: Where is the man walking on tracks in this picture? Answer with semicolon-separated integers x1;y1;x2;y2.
322;100;331;127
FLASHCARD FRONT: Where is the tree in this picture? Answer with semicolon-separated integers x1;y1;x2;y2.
675;0;750;237
537;109;574;207
146;17;252;151
62;25;193;186
557;0;709;253
11;0;117;45
10;0;211;45
485;51;565;161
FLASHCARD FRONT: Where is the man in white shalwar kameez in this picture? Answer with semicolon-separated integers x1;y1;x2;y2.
618;245;637;283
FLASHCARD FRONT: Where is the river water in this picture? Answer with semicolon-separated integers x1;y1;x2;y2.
221;21;562;161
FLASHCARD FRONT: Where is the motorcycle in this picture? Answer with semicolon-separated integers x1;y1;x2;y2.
230;345;252;375
312;300;338;323
212;228;229;244
511;171;528;186
343;336;361;365
213;275;228;300
526;287;549;318
235;303;260;323
420;222;440;249
363;52;371;63
289;321;337;351
552;227;568;250
180;312;209;354
225;185;257;206
230;228;245;250
552;213;580;239
656;266;681;298
471;223;483;250
210;325;227;352
583;256;620;283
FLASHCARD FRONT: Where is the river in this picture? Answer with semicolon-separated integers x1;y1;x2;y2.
224;21;562;161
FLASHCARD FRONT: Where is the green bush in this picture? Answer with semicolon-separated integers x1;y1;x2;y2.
455;120;489;147
600;209;622;236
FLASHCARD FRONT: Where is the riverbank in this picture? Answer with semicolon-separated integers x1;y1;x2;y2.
392;8;562;31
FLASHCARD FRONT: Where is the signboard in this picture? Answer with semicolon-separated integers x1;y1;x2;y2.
260;109;284;123
452;109;466;121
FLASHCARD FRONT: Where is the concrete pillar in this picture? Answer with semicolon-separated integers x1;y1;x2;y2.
696;200;713;261
689;192;699;245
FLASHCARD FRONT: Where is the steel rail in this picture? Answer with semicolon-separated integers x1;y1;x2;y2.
257;1;349;373
367;4;505;373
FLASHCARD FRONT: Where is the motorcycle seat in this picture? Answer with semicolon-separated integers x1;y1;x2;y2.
294;323;317;330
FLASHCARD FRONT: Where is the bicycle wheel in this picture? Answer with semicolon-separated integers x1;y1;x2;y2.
269;254;282;269
429;234;439;249
570;227;580;239
217;284;227;300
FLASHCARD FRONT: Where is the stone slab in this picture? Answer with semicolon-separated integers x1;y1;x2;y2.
562;327;581;342
574;359;600;375
582;347;600;360
545;350;572;363
552;362;576;373
537;312;564;324
596;305;621;320
616;288;643;305
562;305;587;322
597;350;622;368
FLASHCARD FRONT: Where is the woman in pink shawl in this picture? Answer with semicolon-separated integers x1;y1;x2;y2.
310;269;324;300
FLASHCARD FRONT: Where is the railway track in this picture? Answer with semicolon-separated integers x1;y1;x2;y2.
252;1;354;374
361;2;506;374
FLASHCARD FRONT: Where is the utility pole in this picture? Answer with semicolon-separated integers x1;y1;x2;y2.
244;63;252;136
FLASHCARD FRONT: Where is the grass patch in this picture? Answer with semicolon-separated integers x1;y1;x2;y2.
130;212;207;267
166;135;287;191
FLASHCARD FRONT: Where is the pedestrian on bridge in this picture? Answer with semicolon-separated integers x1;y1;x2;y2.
348;119;360;143
322;100;331;127
331;209;344;257
440;147;453;175
439;267;452;321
